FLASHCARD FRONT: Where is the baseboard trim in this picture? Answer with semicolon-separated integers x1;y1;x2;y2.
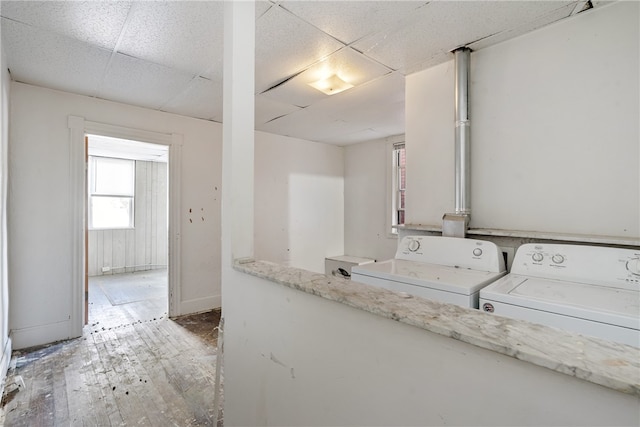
178;295;221;317
10;320;75;350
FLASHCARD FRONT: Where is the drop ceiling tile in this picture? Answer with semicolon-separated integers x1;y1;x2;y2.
256;107;356;142
318;128;387;146
0;1;131;50
256;1;274;19
337;98;405;131
117;1;223;76
255;96;302;126
1;18;111;96
367;100;406;136
402;51;453;77
259;73;405;145
162;76;223;122
280;1;426;44
255;5;344;93
261;47;392;107
307;72;405;119
466;2;576;52
99;53;196;110
353;1;576;73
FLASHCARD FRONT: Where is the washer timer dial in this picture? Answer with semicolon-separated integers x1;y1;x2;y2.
408;239;421;252
552;254;565;264
532;253;544;262
627;258;640;276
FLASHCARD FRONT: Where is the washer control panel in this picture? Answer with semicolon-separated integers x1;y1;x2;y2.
396;236;505;273
511;243;640;290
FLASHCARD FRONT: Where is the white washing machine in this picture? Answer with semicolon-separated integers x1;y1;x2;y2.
351;236;506;309
325;255;375;279
479;243;640;348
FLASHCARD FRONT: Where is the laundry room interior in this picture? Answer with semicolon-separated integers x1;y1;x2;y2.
0;1;638;425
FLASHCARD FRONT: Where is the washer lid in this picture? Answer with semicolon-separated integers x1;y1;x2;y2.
481;275;640;330
325;255;374;265
351;259;505;295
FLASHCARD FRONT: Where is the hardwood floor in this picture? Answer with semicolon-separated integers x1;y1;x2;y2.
0;271;223;426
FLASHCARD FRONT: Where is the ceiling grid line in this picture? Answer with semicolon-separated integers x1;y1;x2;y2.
95;1;138;99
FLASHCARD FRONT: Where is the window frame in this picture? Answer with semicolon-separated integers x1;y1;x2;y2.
386;137;406;236
88;156;136;230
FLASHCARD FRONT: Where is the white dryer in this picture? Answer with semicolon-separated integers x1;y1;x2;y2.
351;236;506;309
479;243;640;348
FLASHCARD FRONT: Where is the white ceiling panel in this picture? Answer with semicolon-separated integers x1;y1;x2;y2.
1;18;111;97
0;0;599;146
466;2;576;52
256;1;275;19
0;0;131;50
353;1;577;73
261;47;392;107
307;72;405;119
257;107;357;142
99;53;196;110
117;1;223;76
279;1;427;44
162;76;223;122
318;128;388;145
255;96;302;126
255;4;344;93
365;100;406;137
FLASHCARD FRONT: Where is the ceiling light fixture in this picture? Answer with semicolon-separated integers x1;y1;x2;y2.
308;74;354;95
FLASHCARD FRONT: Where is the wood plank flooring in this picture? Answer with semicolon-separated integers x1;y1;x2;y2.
0;271;223;426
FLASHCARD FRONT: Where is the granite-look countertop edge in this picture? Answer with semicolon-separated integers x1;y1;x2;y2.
234;260;640;397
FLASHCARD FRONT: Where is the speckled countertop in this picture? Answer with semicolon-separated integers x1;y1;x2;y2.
235;259;640;397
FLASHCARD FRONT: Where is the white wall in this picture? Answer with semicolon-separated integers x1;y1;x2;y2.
223;273;639;426
8;81;346;348
0;35;12;392
344;136;400;262
254;131;344;274
88;160;168;276
406;2;639;239
8;83;222;348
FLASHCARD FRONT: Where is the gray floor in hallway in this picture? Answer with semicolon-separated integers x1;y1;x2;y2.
0;269;223;426
88;269;169;330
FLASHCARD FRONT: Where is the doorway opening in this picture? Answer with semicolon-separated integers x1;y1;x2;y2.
86;134;169;328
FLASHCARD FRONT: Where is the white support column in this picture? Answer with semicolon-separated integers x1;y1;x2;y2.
168;133;183;317
68;115;86;339
221;0;255;268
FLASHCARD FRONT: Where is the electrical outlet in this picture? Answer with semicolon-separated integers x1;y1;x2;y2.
102;266;111;273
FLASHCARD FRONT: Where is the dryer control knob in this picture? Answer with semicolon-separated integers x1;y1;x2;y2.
532;253;544;262
408;240;420;252
473;248;483;257
627;258;640;276
552;254;565;264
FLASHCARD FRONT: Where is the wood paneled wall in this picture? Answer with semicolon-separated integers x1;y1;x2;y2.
88;160;167;276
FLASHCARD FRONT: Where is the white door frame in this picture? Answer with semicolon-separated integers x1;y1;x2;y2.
68;116;182;338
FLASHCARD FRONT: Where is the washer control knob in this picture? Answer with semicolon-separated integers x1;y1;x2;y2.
552;254;565;264
532;253;544;262
627;258;640;276
408;239;420;252
473;248;483;257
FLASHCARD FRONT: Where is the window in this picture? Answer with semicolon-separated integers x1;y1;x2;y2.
88;156;135;229
392;142;406;229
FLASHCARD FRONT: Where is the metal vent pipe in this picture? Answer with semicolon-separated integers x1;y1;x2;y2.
454;47;471;215
442;47;471;238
